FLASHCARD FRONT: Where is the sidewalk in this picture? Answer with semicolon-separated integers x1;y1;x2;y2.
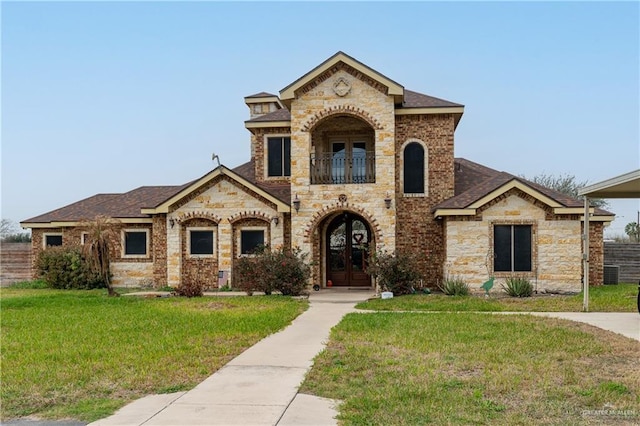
89;289;374;426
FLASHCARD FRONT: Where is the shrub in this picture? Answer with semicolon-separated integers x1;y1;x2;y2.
502;276;533;297
36;245;105;289
175;277;204;297
368;250;423;296
438;275;470;296
235;246;311;296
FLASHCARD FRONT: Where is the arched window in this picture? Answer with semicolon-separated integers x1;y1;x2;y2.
403;142;425;194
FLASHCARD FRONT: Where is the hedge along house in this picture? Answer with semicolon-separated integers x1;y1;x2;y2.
21;52;613;292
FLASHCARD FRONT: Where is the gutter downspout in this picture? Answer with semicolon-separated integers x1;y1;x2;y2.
583;196;589;312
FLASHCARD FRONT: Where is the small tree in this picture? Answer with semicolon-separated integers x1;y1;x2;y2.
81;216;119;297
625;221;640;243
525;173;609;209
0;219;31;242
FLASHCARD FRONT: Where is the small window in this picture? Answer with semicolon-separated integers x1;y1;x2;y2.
494;225;532;272
124;231;147;256
81;233;89;245
190;230;214;255
44;234;62;247
404;142;425;194
240;230;264;255
267;136;291;177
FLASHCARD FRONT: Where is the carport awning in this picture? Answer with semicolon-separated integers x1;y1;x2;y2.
578;169;640;199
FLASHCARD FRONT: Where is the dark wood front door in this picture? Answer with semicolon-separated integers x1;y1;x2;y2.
326;213;371;287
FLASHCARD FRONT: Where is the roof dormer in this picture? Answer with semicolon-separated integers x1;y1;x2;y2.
244;92;284;119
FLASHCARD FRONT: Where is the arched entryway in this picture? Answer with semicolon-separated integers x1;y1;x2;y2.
326;212;372;287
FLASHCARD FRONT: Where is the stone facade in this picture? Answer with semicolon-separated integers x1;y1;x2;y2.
165;176;282;287
445;192;597;293
288;68;397;286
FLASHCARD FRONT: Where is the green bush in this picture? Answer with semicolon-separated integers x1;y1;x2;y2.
235;246;311;296
438;275;470;296
36;246;105;289
502;276;533;297
368;250;423;296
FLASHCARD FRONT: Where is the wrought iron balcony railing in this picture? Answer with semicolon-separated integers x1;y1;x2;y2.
310;152;376;184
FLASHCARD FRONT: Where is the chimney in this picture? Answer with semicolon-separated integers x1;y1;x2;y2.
244;92;283;119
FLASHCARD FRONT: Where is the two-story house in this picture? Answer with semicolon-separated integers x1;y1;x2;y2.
22;52;613;292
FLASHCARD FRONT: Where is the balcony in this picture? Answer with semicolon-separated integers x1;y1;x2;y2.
310;151;376;184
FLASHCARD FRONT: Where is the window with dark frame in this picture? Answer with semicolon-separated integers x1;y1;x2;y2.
240;230;264;255
124;231;147;256
45;234;62;247
493;225;532;272
403;142;425;193
190;230;214;255
267;137;291;177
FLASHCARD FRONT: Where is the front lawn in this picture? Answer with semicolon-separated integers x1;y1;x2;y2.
0;288;307;421
302;312;640;425
358;283;638;312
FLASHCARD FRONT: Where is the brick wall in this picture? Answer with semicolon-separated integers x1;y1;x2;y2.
394;114;455;287
181;218;219;290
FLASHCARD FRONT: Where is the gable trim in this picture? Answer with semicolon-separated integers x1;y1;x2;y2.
141;166;291;215
467;180;562;210
244;120;291;129
22;218;153;228
395;107;465;116
434;180;611;219
280;52;404;103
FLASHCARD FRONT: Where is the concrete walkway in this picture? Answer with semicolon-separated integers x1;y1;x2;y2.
524;312;640;341
89;289;374;426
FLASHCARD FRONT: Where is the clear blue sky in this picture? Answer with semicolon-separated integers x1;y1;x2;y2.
2;1;639;236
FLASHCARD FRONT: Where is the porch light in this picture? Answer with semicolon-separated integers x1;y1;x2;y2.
293;194;301;213
384;194;392;209
272;216;279;226
169;218;176;228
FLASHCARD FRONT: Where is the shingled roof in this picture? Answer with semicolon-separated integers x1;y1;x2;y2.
443;158;613;215
399;90;464;109
22;184;190;224
232;160;291;204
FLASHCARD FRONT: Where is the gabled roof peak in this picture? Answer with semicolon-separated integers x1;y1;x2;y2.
279;51;404;106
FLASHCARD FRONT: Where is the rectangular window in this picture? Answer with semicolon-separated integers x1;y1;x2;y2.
81;233;89;245
494;225;532;272
44;234;62;247
190;230;214;255
240;230;264;255
124;230;148;256
267;136;291;177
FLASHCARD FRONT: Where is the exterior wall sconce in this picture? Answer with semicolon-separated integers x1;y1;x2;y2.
169;218;176;228
384;194;392;209
293;194;301;213
272;216;279;226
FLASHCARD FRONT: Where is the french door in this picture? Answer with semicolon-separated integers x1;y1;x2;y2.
326;213;371;287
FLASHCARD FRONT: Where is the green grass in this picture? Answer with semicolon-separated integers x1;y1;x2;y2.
0;288;307;421
302;312;640;425
358;283;638;312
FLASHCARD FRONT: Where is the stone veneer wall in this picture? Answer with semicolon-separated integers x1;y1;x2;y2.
394;114;455;287
289;67;397;287
166;175;282;287
445;194;585;293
